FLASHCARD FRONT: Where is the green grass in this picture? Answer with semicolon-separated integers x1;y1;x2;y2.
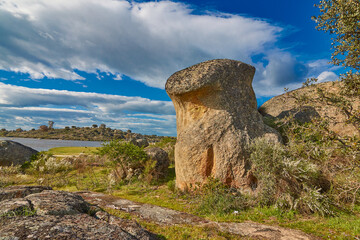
106;208;245;240
282;213;360;239
47;146;98;155
3;147;359;239
45;165;360;239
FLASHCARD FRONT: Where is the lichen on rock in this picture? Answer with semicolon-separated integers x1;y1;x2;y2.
0;185;158;240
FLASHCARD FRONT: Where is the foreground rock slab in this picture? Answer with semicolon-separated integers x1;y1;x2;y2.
165;59;281;190
0;186;158;240
78;191;316;240
0;140;38;166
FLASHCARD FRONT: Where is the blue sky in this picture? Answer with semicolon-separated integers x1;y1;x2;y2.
0;0;340;136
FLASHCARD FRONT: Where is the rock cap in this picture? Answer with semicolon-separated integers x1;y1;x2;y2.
165;59;255;95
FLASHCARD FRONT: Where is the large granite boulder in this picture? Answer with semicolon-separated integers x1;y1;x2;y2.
259;81;360;137
0;185;158;240
0;140;38;166
165;59;281;191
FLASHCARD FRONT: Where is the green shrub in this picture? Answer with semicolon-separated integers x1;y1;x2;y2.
142;159;157;184
0;206;36;218
197;178;250;215
25;153;72;174
97;140;148;167
97;140;151;185
167;179;176;192
249;138;334;216
273;109;360;208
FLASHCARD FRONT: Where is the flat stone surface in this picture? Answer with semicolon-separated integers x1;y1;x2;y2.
25;190;90;216
0;214;138;240
78;191;317;240
0;185;52;201
0;198;32;216
0;186;158;240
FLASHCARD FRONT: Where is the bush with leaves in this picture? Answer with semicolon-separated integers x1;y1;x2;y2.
25;152;73;174
249;138;334;216
98;140;147;167
97;140;149;183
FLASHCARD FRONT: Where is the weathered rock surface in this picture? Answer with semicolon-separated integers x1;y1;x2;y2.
165;59;281;191
144;147;170;180
0;185;51;201
0;140;38;166
259;81;360;137
0;186;158;240
79;191;316;240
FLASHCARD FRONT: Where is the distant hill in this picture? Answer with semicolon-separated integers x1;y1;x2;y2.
0;125;168;142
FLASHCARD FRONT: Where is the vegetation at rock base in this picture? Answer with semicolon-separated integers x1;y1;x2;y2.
97;140;155;185
1;129;359;239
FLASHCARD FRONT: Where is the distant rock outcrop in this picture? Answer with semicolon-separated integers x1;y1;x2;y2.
0;185;158;240
165;59;281;191
144;147;170;180
0;140;38;166
259;81;360;137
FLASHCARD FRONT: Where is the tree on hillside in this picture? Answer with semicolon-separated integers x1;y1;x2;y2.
48;121;54;129
313;0;360;95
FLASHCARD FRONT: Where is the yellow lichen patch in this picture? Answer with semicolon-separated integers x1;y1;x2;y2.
170;88;211;130
188;102;208;121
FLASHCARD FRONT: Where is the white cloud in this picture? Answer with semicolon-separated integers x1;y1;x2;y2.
0;0;284;89
0;83;176;135
113;74;123;81
0;0;339;134
317;71;338;83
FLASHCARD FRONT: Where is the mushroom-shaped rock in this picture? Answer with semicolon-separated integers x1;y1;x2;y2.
165;59;281;191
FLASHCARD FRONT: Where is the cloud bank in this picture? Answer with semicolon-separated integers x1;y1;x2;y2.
0;82;176;135
0;0;340;134
1;0;287;90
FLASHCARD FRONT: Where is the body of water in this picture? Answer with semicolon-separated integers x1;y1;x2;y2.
0;137;103;152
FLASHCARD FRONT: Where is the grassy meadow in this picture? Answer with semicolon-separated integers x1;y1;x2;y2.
1;135;359;239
